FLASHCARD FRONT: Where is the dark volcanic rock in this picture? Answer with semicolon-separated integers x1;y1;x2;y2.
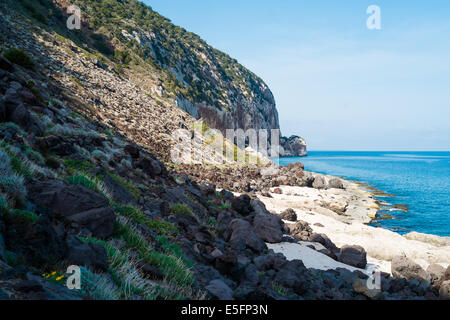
124;144;140;159
66;235;108;272
253;214;283;243
231;194;252;216
102;173;137;205
338;245;367;269
225;219;267;253
28;180;115;238
274;260;310;295
205;279;234;300
5;214;67;267
135;156;163;176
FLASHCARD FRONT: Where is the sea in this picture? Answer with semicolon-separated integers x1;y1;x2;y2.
276;151;450;237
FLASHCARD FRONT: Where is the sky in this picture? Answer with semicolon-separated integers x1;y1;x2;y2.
143;0;450;151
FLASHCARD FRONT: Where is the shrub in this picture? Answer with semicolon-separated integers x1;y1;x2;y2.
3;48;35;69
67;175;98;192
0;150;27;202
91;150;108;161
11;209;39;224
114;204;178;235
170;204;193;216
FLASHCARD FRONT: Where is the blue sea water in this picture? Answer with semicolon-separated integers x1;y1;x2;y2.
276;151;450;237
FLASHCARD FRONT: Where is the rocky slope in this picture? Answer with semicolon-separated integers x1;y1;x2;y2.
59;0;280;142
1;0;446;301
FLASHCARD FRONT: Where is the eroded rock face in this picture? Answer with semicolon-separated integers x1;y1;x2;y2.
391;255;430;283
280;136;307;157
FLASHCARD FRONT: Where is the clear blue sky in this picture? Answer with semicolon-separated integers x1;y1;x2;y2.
143;0;450;151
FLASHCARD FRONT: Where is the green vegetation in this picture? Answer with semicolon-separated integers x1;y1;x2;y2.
64;0;271;110
67;175;99;192
10;209;39;224
170;204;193;216
106;173;140;200
3;48;35;69
114;204;178;236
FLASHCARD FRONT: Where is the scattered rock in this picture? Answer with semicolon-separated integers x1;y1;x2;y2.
205;279;234;300
231;194;252;216
312;176;327;190
279;208;297;222
338;245;367;269
273;188;282;194
427;264;445;284
328;178;344;189
66;236;108;272
391;254;430;283
226;219;267;253
287;220;313;241
28;181;115;238
253;214;284;243
274;260;310;295
439;281;450;300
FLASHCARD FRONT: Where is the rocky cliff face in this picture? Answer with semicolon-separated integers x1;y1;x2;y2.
62;0;280;140
280;136;308;157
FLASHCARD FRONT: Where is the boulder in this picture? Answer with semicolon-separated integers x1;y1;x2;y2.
4;214;67;267
135;156;162;176
66;236;108;272
102;173;136;205
288;220;313;241
391;255;430;283
250;199;270;216
279;208;297;222
338;245;367;269
312;176;327;189
36;136;77;156
309;233;339;259
253;214;283;243
274;260;310;295
328;178;344;189
124;144;140;159
439;281;450;300
205;279;234;300
226;219;267;253
427;264;445;284
28;181;115;238
231;194;252;216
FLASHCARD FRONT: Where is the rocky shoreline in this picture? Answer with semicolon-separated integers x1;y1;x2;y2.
0;3;449;300
181;163;450;299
